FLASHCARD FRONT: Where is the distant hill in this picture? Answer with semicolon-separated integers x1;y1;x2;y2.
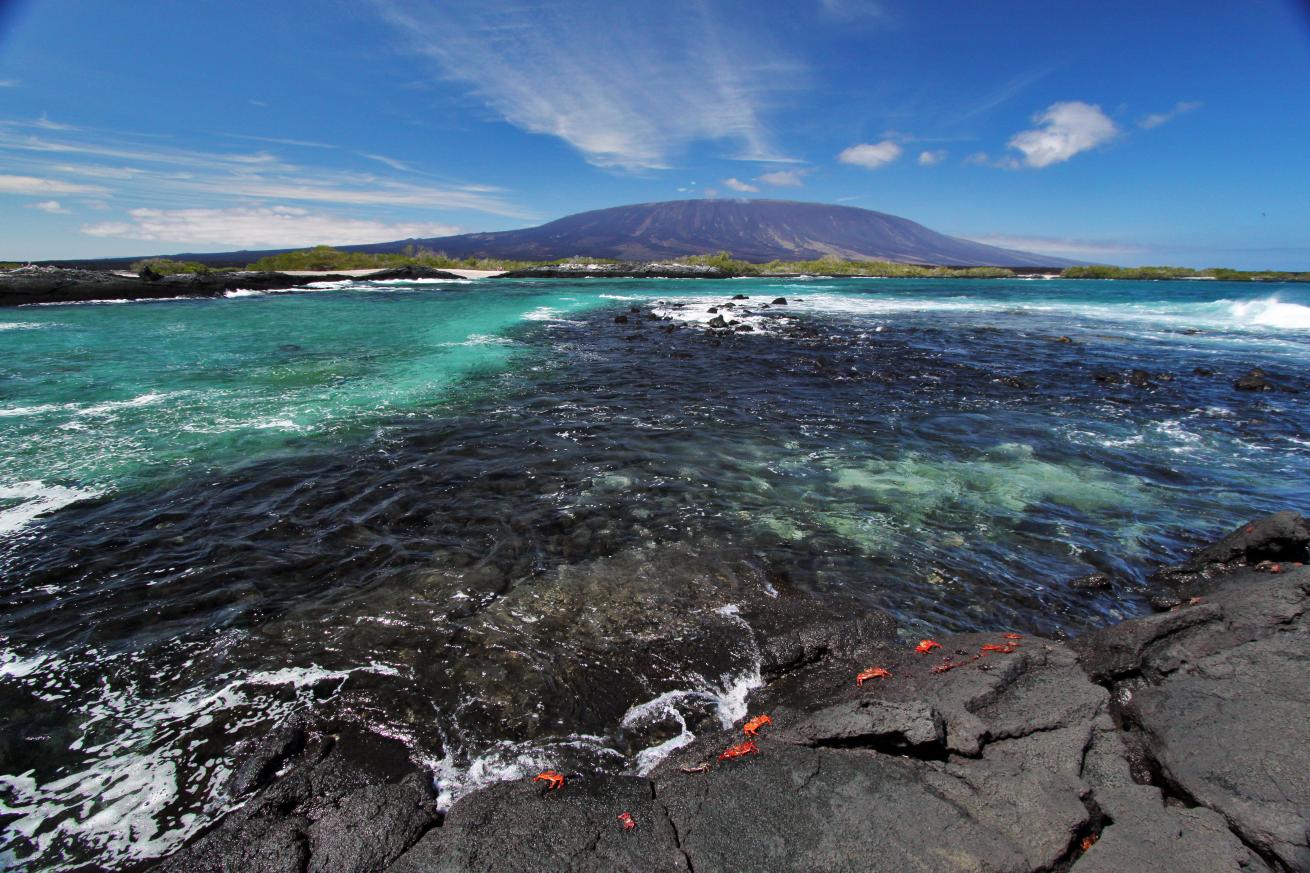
353;200;1077;267
49;200;1080;269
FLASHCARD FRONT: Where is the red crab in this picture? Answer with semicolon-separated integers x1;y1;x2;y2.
617;812;636;830
981;643;1018;654
532;770;565;791
1002;633;1023;640
915;639;942;654
743;714;773;737
719;739;759;761
856;667;891;685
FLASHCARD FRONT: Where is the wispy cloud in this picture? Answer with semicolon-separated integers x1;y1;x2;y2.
0;174;108;195
358;152;414;172
0;119;530;218
963;233;1142;256
0;79;18;88
26;199;69;214
82;205;462;248
955;68;1051;123
723;177;759;192
758;169;808;187
372;0;801;170
818;0;889;21
1006;101;1118;168
838;140;902;169
917;149;947;166
1138;100;1202;129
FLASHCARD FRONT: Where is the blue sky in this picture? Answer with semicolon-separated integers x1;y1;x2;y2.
1;0;1308;266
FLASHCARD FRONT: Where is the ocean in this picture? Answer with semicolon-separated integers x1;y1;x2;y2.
1;275;1308;871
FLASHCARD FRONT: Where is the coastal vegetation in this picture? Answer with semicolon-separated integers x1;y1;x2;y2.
1064;264;1310;282
674;252;1016;278
245;245;541;273
97;248;1309;282
131;258;214;276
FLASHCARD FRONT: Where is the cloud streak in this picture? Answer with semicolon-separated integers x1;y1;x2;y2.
963;233;1141;256
1007;101;1117;168
373;0;801;170
1139;100;1201;129
0;120;530;218
82;205;462;248
0;174;108;195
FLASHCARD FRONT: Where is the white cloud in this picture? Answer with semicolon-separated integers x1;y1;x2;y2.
837;140;902;170
917;149;947;166
27;200;69;214
963;151;992;166
758;169;807;187
1139;100;1202;129
1007;101;1118;168
723;177;759;192
0;174;108;195
373;0;800;170
0;80;18;88
81;206;462;248
963;233;1141;256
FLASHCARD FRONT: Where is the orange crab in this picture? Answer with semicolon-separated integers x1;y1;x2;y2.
743;714;773;736
617;812;636;830
856;667;892;685
915;639;942;654
981;643;1018;654
532;770;565;791
1002;633;1022;640
718;739;759;761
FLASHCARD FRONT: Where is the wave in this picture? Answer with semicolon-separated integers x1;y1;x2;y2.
1225;296;1310;330
0;480;102;535
0;321;55;331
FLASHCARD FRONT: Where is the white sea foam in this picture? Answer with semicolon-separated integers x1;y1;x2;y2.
0;403;63;418
0;321;54;330
0;656;399;869
1226;296;1310;330
0;481;101;535
77;391;173;417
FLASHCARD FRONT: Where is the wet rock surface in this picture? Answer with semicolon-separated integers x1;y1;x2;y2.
153;515;1308;873
0;266;354;306
497;262;730;279
155;725;439;873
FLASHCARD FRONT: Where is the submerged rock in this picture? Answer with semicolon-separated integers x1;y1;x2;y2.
154;515;1309;873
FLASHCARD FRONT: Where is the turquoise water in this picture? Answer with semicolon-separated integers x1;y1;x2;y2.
2;277;1306;523
1;275;1308;872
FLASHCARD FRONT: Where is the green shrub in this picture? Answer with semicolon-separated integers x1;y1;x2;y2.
132;258;211;276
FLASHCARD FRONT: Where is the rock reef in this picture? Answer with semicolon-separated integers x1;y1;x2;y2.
0;266;356;307
154;513;1309;873
496;262;731;280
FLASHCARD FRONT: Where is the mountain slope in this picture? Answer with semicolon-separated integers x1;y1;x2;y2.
349;199;1077;267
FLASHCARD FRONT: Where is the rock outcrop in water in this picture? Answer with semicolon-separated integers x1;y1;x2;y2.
153;512;1310;873
497;262;731;280
0;266;356;307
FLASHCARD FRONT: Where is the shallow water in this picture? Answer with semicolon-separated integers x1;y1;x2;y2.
1;277;1308;871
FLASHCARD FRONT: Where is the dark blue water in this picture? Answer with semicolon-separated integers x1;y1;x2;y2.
1;277;1307;871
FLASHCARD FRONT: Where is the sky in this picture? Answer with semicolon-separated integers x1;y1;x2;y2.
1;0;1309;267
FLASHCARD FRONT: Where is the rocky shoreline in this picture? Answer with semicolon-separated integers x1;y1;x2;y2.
0;265;465;307
148;512;1310;873
497;262;733;279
